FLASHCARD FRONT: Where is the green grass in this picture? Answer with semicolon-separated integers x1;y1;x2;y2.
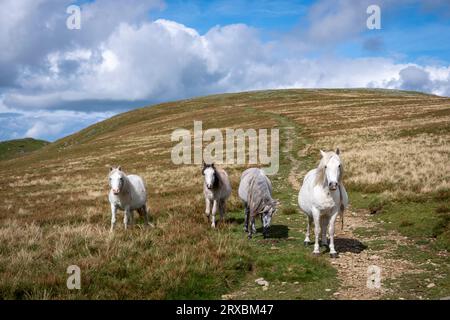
217;105;339;300
0;89;448;300
0;138;49;161
349;190;450;299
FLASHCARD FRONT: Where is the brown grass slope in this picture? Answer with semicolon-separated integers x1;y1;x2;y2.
0;88;449;299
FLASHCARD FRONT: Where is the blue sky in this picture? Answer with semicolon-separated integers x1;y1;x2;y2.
1;0;449;141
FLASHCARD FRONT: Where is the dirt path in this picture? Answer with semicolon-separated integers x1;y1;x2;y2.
329;208;420;299
224;110;423;300
284;118;421;300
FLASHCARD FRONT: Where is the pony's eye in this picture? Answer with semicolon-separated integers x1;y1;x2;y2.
324;165;327;169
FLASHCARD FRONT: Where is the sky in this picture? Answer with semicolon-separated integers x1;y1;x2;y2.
1;0;450;142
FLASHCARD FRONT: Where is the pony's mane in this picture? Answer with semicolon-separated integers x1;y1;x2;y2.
248;173;277;217
314;151;344;186
109;168;126;179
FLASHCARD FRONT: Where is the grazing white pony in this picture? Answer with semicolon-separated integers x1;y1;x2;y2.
202;162;232;228
108;166;151;232
298;149;348;258
238;168;278;239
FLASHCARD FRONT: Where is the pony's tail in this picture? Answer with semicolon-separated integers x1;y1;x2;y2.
339;183;345;230
339;204;344;230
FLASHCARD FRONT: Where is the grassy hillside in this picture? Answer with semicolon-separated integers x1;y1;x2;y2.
0;89;449;299
0;138;49;161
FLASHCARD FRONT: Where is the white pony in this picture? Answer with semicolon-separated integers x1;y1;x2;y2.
238;168;278;239
108;166;151;232
202;162;232;228
298;149;348;258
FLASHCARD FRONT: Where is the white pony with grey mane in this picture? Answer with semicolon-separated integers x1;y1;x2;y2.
108;166;152;232
239;168;278;239
202;162;232;228
298;149;348;258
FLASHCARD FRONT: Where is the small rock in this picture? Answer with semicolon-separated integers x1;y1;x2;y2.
262;286;268;291
294;281;299;285
325;288;331;292
333;292;340;296
427;283;435;288
255;278;269;287
369;255;380;260
281;282;287;285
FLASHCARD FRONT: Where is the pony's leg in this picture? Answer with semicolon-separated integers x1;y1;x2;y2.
211;200;218;228
205;198;211;218
304;215;312;245
110;204;117;232
143;204;154;227
144;205;155;228
321;215;329;247
251;216;257;234
219;199;226;222
328;211;339;258
248;216;256;239
123;207;130;230
129;210;135;226
312;208;321;255
261;215;270;239
244;204;250;232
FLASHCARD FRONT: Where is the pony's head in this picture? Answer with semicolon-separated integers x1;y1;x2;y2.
317;148;343;191
109;166;125;195
261;199;279;229
202;161;217;190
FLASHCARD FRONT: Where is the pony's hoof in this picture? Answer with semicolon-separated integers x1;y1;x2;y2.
211;224;216;229
247;235;252;240
303;241;310;246
330;253;339;259
313;252;321;256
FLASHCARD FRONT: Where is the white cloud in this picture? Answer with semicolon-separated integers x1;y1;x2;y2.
1;0;450;141
25;121;64;139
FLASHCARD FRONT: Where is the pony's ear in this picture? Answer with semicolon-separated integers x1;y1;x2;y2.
211;162;215;168
110;166;114;171
320;149;326;158
117;166;122;171
336;148;340;155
